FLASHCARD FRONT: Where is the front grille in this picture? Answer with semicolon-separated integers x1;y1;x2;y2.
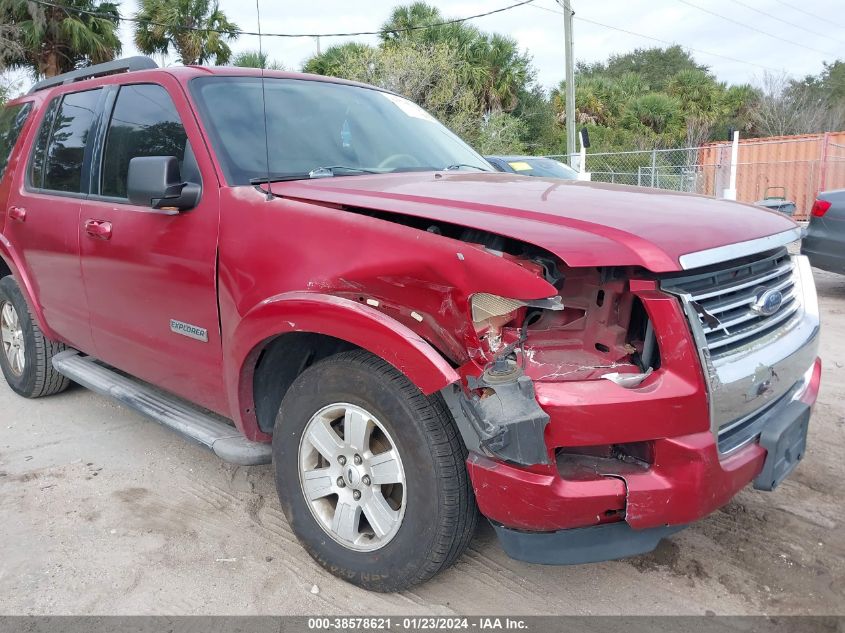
663;248;800;359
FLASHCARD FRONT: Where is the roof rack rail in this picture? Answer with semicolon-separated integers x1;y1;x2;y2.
28;56;159;94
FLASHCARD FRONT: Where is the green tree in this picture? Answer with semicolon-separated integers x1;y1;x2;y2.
712;83;761;139
578;46;709;92
232;50;284;70
476;111;526;154
134;0;238;66
511;84;562;154
0;21;23;71
302;42;376;77
0;78;11;106
305;41;481;143
0;0;121;78
623;92;682;138
379;3;531;113
794;60;845;103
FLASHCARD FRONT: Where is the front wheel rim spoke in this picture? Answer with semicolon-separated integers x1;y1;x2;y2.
344;407;371;452
1;303;12;327
362;493;399;539
368;450;403;485
332;501;362;542
301;468;335;500
306;418;344;462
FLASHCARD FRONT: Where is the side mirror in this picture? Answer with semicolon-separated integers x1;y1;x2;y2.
127;156;201;212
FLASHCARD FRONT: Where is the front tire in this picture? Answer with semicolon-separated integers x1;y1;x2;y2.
273;350;477;592
0;276;70;398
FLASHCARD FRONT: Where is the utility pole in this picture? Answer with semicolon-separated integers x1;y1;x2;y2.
557;0;576;166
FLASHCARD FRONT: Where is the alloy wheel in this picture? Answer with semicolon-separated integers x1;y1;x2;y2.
0;301;25;377
298;403;406;551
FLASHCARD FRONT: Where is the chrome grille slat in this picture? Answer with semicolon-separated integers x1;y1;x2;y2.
707;300;800;350
702;276;794;316
662;250;818;457
688;261;793;301
662;248;800;361
702;290;796;333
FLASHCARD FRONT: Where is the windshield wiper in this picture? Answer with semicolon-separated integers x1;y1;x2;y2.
250;174;311;184
308;165;380;178
249;166;380;186
443;163;488;171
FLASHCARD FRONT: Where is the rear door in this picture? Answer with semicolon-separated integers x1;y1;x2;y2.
0;101;35;234
4;89;105;352
79;79;226;413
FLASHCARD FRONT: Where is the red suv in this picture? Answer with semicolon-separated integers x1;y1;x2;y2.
0;58;821;591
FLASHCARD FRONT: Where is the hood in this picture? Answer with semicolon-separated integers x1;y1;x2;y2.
271;172;799;273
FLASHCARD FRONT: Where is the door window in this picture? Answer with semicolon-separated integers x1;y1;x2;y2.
27;98;58;189
100;84;192;199
0;102;33;180
37;89;102;193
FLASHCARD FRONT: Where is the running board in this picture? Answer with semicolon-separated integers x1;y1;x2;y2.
52;351;272;466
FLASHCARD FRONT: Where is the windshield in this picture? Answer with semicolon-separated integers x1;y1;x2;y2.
190;76;491;185
506;158;578;179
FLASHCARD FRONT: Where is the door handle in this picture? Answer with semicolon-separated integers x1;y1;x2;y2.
84;219;113;240
8;206;26;222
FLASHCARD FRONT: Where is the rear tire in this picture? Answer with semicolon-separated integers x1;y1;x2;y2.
0;276;70;398
273;349;477;592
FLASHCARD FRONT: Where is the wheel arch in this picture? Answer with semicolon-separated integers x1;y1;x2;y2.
0;238;55;339
227;292;461;441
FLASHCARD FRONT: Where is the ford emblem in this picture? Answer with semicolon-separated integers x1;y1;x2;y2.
752;289;783;316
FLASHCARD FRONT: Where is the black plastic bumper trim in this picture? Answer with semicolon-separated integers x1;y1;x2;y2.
493;521;686;565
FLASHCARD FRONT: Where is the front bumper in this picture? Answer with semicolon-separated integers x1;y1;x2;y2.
464;255;821;562
479;360;820;564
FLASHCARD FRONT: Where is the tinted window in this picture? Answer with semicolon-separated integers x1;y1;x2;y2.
0;102;33;180
191;77;490;185
28;98;59;188
101;84;190;199
29;97;57;187
40;89;101;192
508;158;578;179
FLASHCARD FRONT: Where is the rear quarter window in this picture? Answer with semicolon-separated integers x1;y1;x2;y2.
0;102;33;180
29;88;102;193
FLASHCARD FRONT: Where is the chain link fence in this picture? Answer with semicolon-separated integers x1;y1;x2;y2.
548;147;719;194
547;132;845;220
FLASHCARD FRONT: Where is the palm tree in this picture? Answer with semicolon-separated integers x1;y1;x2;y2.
134;0;238;66
232;50;284;70
623;92;682;136
380;3;529;114
380;2;443;44
469;34;529;112
0;0;121;78
303;42;375;78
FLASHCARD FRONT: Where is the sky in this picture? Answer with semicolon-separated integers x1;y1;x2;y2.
8;0;845;92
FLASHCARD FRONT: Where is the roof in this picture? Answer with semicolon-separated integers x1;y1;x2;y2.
20;56;393;101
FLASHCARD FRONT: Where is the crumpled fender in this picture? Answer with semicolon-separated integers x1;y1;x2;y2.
226;291;461;441
0;234;55;339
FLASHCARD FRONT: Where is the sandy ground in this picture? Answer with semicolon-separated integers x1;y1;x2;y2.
0;268;842;616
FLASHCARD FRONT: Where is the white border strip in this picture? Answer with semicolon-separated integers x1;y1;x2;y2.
679;227;802;270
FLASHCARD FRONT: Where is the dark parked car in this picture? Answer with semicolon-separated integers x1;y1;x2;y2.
802;190;845;275
486;155;578;179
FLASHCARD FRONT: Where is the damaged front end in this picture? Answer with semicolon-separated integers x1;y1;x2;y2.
444;261;662;469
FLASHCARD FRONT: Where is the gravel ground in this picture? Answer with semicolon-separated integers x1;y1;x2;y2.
0;267;842;616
